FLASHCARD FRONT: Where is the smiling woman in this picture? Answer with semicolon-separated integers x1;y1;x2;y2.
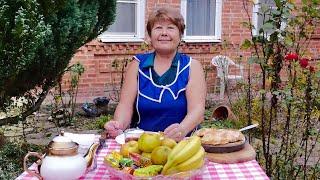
104;7;207;142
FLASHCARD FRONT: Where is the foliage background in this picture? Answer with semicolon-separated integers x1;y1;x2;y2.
0;0;116;125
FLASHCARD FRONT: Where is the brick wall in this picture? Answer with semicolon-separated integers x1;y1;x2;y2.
62;0;319;103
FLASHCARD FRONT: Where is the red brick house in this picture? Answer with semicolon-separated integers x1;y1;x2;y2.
65;0;320;102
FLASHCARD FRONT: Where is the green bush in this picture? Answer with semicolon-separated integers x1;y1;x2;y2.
0;0;116;125
84;114;113;130
95;115;113;129
0;140;45;179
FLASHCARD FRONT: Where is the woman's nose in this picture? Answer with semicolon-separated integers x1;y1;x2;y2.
160;28;168;35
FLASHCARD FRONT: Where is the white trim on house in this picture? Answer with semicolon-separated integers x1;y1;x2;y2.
180;0;222;43
252;2;259;36
98;0;145;42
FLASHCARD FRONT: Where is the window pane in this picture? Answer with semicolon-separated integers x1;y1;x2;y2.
186;0;216;36
108;2;136;34
257;0;275;35
260;0;275;6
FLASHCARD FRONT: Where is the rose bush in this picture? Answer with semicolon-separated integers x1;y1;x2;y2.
240;0;319;178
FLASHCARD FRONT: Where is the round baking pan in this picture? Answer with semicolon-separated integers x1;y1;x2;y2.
202;137;246;153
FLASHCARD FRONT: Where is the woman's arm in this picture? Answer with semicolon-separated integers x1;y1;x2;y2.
111;59;139;130
164;59;206;140
180;59;206;133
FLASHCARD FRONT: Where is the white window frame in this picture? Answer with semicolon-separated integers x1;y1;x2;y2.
252;0;279;36
180;0;222;43
98;0;145;42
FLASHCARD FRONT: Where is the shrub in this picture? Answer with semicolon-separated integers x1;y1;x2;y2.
0;0;116;126
0;140;44;179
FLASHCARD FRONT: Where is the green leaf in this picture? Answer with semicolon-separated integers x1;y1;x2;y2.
241;21;254;29
274;0;281;7
262;22;273;31
261;4;271;13
259;89;266;95
241;39;252;50
271;9;281;16
316;71;320;78
248;56;260;64
284;36;293;46
272;90;281;96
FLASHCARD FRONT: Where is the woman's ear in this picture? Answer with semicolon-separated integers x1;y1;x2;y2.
145;36;152;46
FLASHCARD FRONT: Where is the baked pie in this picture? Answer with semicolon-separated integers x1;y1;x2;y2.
195;128;245;145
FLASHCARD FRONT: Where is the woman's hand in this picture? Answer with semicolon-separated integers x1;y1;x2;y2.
163;123;186;142
104;120;124;138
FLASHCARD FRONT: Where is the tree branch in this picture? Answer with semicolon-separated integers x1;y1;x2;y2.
0;88;50;126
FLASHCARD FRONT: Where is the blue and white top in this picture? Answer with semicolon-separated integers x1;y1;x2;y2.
133;52;192;132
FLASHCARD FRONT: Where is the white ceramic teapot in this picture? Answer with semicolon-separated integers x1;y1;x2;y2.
24;131;87;180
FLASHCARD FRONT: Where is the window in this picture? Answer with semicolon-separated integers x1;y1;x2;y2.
181;0;222;42
99;0;145;42
252;0;277;36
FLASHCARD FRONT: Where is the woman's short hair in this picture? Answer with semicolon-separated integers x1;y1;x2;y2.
147;7;185;37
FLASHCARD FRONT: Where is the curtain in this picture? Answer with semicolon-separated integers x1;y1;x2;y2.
108;2;136;34
186;0;216;36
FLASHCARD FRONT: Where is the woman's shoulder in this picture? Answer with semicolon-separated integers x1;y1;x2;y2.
178;53;202;68
190;58;202;67
191;59;204;73
134;52;154;62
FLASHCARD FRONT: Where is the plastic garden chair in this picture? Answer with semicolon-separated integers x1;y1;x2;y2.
211;55;244;99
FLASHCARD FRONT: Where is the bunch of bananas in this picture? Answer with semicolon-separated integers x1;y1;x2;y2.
161;136;205;175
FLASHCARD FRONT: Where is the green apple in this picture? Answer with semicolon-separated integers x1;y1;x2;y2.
161;137;177;149
120;140;140;157
138;132;161;153
151;146;172;165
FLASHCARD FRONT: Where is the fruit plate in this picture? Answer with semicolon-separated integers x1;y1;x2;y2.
202;136;246;153
115;129;145;144
103;158;208;180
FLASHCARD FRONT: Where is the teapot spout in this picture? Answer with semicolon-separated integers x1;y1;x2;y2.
84;143;99;168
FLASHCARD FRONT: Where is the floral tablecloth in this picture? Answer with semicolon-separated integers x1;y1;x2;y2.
17;138;269;180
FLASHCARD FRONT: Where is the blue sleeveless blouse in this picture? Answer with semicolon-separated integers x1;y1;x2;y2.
134;52;191;132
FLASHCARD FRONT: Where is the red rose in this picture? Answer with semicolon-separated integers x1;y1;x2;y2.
299;58;309;68
285;53;299;61
309;66;315;73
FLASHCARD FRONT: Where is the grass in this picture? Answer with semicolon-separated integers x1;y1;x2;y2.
201;109;247;129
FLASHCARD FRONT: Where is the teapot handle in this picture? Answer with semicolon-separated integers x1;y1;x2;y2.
23;152;43;180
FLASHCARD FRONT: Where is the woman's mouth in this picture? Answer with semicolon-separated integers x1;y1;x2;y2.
158;39;171;42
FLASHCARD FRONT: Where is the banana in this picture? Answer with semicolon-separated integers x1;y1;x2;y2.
161;136;201;174
175;146;205;172
165;166;179;175
84;143;99;167
164;146;205;175
168;139;189;158
166;158;205;175
161;139;188;174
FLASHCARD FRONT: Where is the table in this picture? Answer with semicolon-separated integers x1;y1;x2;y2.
17;139;269;180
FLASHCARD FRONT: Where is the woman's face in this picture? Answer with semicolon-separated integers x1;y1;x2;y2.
150;20;181;54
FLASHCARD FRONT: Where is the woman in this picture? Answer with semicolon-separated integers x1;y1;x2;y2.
104;7;206;141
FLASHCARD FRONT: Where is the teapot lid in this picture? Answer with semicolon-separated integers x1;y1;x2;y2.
52;133;72;143
48;131;78;156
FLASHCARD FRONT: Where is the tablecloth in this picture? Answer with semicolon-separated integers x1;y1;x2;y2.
17;138;269;180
